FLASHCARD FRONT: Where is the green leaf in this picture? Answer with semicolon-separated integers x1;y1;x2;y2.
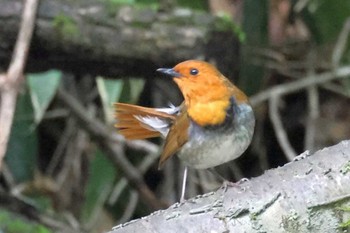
128;78;145;103
5;90;38;183
303;0;350;43
0;209;52;233
239;0;268;95
27;70;62;124
177;0;207;10
81;150;116;223
119;78;145;103
97;77;145;123
214;13;246;43
96;77;124;124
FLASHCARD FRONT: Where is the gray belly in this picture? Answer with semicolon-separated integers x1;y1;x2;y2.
177;104;255;169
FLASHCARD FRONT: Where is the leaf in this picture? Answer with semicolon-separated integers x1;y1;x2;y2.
0;209;52;233
178;0;207;10
303;0;350;43
96;77;124;124
128;78;146;103
97;77;145;124
119;78;145;103
27;70;62;124
239;0;268;95
5;90;38;182
81;150;116;223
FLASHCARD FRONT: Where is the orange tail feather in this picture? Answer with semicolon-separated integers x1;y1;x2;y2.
114;103;174;140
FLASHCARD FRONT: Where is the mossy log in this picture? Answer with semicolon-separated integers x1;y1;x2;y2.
0;0;239;77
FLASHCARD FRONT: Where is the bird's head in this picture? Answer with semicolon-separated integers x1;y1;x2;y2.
157;60;248;126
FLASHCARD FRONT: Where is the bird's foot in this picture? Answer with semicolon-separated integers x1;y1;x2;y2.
220;178;250;192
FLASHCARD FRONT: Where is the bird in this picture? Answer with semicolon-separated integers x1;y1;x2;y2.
114;60;255;201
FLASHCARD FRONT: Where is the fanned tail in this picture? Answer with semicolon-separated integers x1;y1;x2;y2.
114;103;176;140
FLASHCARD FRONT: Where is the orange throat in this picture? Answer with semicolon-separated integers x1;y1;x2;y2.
175;79;232;126
187;100;230;126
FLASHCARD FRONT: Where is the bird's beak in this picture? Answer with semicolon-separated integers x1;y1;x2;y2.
156;68;181;78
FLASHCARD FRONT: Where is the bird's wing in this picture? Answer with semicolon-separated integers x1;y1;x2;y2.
159;106;189;168
114;103;176;140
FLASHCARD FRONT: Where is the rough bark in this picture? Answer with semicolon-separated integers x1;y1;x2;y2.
0;0;239;77
109;140;350;233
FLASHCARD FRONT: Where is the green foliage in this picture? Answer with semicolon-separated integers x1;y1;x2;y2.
136;0;156;4
301;0;350;93
103;0;137;16
239;0;268;95
120;78;145;103
53;14;79;38
107;0;135;5
337;206;350;229
96;77;124;124
81;150;117;223
97;77;145;123
5;91;38;183
103;0;207;16
88;76;145;224
340;161;350;175
27;70;62;125
302;0;350;43
213;13;246;43
0;209;52;233
177;0;207;10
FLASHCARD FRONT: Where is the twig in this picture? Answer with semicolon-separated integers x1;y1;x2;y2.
46;117;75;175
160;159;176;202
43;109;69;120
108;179;128;205
124;139;159;155
56;87;166;210
304;52;319;152
117;191;139;224
332;18;350;67
304;86;319;152
0;0;39;168
108;152;159;205
39;214;84;233
250;65;350;107
1;163;16;189
294;0;311;12
184;167;197;199
321;83;350;98
269;96;297;161
251;119;269;171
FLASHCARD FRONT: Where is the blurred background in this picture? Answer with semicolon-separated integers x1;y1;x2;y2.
0;0;350;232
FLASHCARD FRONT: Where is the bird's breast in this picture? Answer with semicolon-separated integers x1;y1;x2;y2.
177;103;255;169
187;100;230;126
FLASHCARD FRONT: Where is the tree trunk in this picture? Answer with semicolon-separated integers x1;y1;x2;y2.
109;141;350;233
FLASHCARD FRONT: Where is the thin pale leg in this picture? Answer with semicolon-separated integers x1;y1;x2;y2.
180;166;188;202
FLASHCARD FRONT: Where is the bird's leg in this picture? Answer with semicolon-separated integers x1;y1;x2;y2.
180;166;188;202
208;168;246;191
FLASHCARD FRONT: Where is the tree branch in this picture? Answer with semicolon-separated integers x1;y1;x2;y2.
0;0;239;77
0;0;39;169
56;87;166;210
250;65;350;107
109;140;350;233
269;96;297;160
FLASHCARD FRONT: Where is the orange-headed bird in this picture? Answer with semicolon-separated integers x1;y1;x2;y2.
114;60;255;201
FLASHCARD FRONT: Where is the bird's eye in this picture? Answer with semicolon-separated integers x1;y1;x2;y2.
190;68;199;75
